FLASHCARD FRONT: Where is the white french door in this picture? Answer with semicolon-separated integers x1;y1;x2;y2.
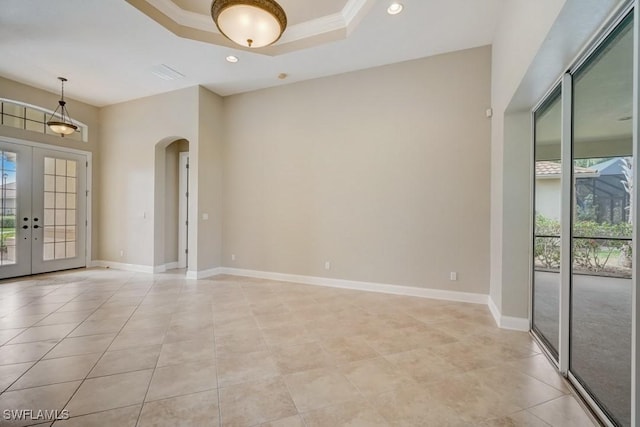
0;140;87;279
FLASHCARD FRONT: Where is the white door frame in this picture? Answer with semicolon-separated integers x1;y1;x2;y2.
0;136;93;270
178;152;189;269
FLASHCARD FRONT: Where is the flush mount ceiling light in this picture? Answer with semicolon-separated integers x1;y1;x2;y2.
47;77;77;137
226;55;239;63
387;2;404;15
211;0;287;48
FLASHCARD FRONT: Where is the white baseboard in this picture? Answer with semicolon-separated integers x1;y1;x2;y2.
218;267;488;305
185;267;224;280
488;296;529;331
90;260;155;274
91;260;181;275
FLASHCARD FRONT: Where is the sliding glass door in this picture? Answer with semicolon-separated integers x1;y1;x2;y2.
532;88;562;361
570;13;634;426
531;6;636;426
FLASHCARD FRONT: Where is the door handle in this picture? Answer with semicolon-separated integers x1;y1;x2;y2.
33;225;40;229
22;225;28;229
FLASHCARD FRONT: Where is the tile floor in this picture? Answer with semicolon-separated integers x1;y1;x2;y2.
0;268;596;426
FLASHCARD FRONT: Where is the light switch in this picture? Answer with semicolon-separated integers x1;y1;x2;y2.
202;213;209;220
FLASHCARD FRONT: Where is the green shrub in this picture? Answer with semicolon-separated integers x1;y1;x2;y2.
0;215;15;229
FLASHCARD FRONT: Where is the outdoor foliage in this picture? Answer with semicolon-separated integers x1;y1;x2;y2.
535;214;632;274
0;216;15;229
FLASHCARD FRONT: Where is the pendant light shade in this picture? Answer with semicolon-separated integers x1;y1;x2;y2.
47;77;77;137
211;0;287;48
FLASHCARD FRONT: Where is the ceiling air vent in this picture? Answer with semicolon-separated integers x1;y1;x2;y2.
151;64;185;81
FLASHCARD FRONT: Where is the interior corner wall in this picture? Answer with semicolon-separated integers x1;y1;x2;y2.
0;76;100;261
490;0;626;320
98;87;199;268
222;46;492;294
196;87;224;271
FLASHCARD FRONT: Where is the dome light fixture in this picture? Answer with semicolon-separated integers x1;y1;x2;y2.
211;0;287;48
47;77;77;137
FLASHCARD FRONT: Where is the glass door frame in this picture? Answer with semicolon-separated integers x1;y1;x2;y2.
530;1;639;425
0;136;93;276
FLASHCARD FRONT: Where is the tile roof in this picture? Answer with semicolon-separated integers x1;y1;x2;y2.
535;161;598;177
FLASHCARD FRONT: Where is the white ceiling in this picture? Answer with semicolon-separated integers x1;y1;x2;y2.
0;0;505;107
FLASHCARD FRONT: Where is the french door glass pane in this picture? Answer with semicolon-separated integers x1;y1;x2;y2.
0;151;17;266
570;12;633;427
42;157;78;261
533;88;562;359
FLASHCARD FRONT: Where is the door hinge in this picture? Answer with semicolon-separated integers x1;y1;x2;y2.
85;220;87;226
185;220;188;226
186;163;189;169
185;249;188;254
185;192;189;198
86;161;88;167
86;190;89;196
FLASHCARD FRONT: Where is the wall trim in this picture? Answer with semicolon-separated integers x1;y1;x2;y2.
217;267;488;305
185;267;224;280
90;260;155;274
488;296;529;331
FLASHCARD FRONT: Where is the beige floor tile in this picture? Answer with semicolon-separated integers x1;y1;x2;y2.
51;405;141;427
284;368;361;412
319;336;379;364
479;410;552;427
219;377;297;426
507;354;570;394
0;314;49;330
528;395;597;427
108;327;166;351
8;323;77;344
384;347;458;383
215;329;268;356
217;350;281;387
156;339;214;367
0;381;80;427
43;334;115;359
422;373;522;424
260;324;315;347
271;342;334;374
67;317;129;337
469;367;565;409
64;370;153;416
164;325;214;344
259;415;304;427
0;328;26;345
89;345;161;377
138;390;219;427
9;353;101;390
35;311;93;327
302;400;389;427
340;357;414;396
0;362;34;392
145;359;217;401
0;340;58;365
372;382;468;426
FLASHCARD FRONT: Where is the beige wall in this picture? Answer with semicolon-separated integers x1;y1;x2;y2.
0;76;100;260
195;87;224;271
222;46;492;294
98;87;199;267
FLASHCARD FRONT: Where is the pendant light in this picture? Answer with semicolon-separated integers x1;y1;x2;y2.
211;0;287;48
47;77;78;137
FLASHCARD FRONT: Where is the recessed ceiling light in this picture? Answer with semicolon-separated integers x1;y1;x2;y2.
387;2;403;15
226;55;239;63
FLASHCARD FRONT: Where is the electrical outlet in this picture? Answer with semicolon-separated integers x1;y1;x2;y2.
450;272;457;281
324;261;331;270
231;254;236;261
120;250;124;257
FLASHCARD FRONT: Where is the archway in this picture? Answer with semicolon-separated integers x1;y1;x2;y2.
154;137;190;272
